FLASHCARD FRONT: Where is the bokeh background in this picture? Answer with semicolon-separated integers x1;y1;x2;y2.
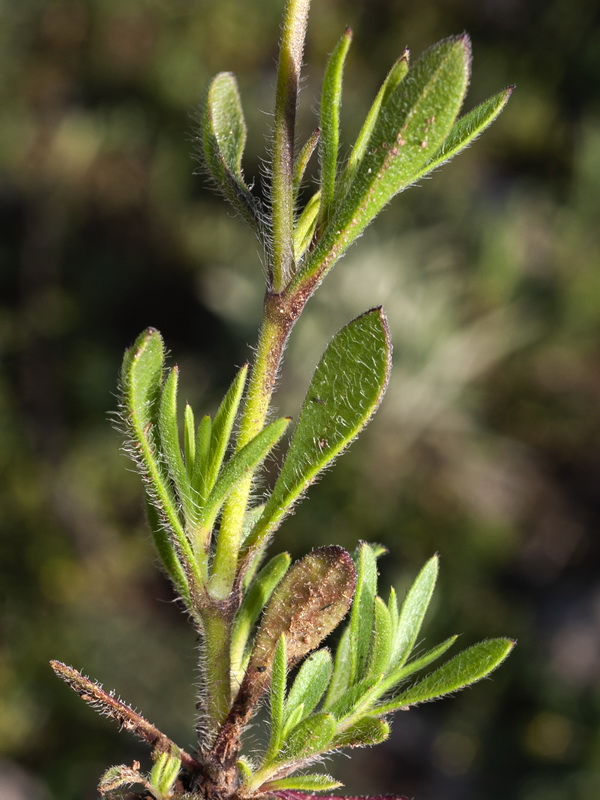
1;0;600;798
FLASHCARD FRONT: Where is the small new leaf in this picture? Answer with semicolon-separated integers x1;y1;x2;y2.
333;715;390;749
285;648;333;721
99;764;150;795
342;50;409;187
159;367;194;522
200;416;291;535
277;712;337;764
390;555;439;671
364;596;393;683
264;774;343;792
349;542;379;685
150;749;182;798
319;27;353;228
202;72;261;229
385;635;459;689
265;635;288;760
205;364;249;499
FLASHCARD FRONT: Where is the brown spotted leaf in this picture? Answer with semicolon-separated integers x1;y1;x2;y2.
244;546;356;709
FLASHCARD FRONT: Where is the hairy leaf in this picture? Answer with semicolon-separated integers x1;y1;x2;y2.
159;367;194;521
319;27;352;228
333;715;390;748
415;86;514;180
285;648;333;721
385;635;459;689
202;72;260;229
205;364;249;498
277;712;337;763
323;626;352;709
246;308;391;553
200;416;290;534
150;749;182;798
364;596;393;682
342;51;409;187
390;555;439;671
293;129;320;197
231;552;291;678
376;638;515;712
265;774;343;792
349;542;379;684
265;635;287;759
295;36;471;288
183;403;196;478
190;413;212;508
120;329;198;584
241;547;355;710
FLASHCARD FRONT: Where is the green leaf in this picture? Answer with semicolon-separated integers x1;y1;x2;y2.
376;638;515;713
333;715;390;749
246;308;391;553
264;774;343;792
237;756;254;783
285;648;333;721
323;626;352;709
364;596;393;682
150;749;181;798
184;403;196;478
293;128;320;197
202;72;260;229
318;27;352;229
120;329;198;585
277;712;337;763
387;587;399;644
390;555;439;671
145;500;190;605
326;672;384;722
342;51;409;188
200;416;290;534
265;635;287;760
414;86;514;181
349;543;379;684
294;190;320;260
281;702;305;739
98;764;150;795
190;413;212;507
205;364;249;499
239;547;355;712
231;552;291;679
295;36;471;290
385;635;459;689
159;367;195;521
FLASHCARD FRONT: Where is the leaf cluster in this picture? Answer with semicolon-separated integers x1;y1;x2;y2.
241;545;513;795
202;32;512;298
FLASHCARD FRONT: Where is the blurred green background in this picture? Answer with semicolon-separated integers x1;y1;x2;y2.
1;0;600;798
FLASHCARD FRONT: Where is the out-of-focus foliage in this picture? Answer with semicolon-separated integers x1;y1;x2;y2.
1;1;599;799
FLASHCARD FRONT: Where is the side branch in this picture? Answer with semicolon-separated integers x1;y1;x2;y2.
50;661;203;775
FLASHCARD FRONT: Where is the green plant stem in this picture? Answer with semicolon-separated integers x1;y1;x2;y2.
203;610;235;737
204;294;301;738
211;300;297;600
270;0;312;292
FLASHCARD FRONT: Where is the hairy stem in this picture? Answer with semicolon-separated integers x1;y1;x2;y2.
211;296;298;600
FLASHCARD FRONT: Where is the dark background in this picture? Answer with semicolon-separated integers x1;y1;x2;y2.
1;1;600;798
